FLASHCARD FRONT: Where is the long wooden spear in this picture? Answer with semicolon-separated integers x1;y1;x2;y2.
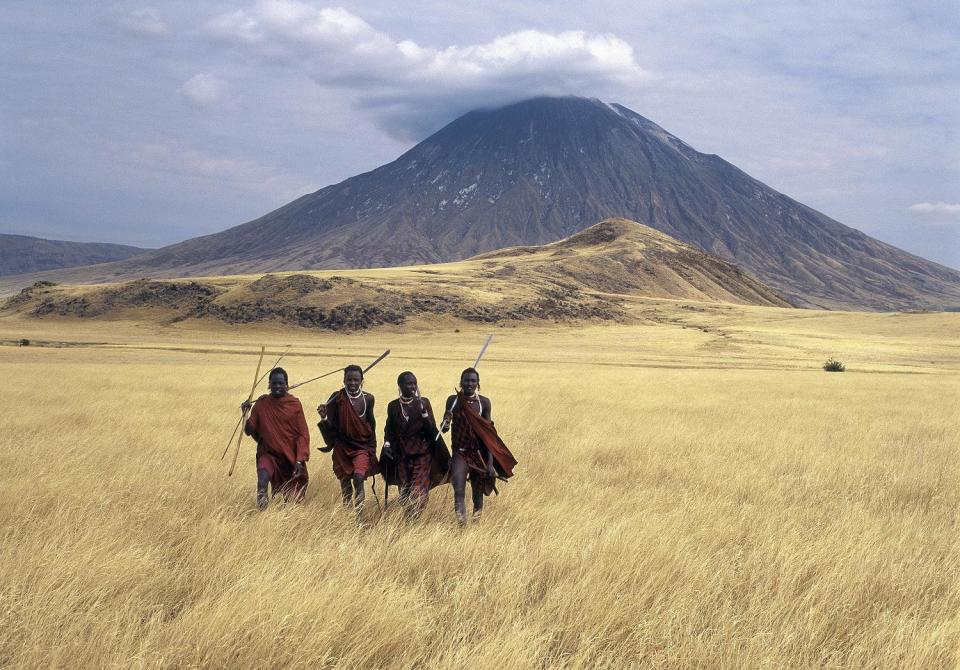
286;348;391;392
221;346;290;460
227;345;266;476
288;366;345;391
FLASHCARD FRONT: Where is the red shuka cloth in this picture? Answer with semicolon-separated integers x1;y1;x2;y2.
451;391;517;493
245;393;310;495
319;389;380;480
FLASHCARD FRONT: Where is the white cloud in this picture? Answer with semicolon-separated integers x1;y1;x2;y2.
206;1;652;137
181;74;230;107
117;7;167;37
908;202;960;225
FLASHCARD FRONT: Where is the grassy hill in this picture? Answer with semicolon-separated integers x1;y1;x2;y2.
1;219;789;330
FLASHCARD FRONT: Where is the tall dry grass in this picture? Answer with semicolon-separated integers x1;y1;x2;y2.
0;310;958;669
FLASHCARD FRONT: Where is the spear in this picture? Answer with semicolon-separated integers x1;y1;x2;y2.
221;346;290;461
288;366;344;391
437;335;492;439
362;349;391;375
228;345;266;476
284;348;389;393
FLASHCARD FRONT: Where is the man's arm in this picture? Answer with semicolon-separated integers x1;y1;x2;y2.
481;396;492;421
243;400;260;440
317;394;338;450
293;400;310;463
441;395;457;433
383;401;397;457
366;395;377;447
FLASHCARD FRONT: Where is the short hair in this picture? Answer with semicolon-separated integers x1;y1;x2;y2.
343;364;364;379
397;371;416;386
269;367;288;383
460;367;480;383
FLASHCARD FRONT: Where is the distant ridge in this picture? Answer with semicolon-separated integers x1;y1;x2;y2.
0;234;149;277
1;219;789;329
4;96;959;311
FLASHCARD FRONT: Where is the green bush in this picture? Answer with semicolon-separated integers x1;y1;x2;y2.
823;357;845;372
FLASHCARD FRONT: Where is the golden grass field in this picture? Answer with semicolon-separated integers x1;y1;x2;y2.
1;302;958;669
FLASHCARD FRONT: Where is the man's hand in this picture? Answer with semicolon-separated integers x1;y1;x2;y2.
440;412;452;433
317;404;327;421
240;400;253;414
381;442;393;460
293;461;305;478
487;464;497;479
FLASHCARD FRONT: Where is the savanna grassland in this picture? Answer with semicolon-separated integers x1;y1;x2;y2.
0;304;958;669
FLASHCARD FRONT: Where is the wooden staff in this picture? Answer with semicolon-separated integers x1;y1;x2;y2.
221;346;290;460
228;345;266;476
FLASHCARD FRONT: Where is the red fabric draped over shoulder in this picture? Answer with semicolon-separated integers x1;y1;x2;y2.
245;393;310;498
454;391;517;478
320;389;380;480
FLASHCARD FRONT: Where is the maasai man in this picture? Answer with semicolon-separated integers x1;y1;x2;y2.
241;367;310;510
382;371;450;518
317;364;379;512
441;367;516;524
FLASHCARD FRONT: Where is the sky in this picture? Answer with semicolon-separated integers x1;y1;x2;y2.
1;1;958;268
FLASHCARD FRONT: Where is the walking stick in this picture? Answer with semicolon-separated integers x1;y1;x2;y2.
228;345;266;476
221;346;290;460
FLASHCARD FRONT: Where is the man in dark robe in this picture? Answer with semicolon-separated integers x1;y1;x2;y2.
241;367;310;510
382;371;450;518
317;364;379;512
441;367;516;524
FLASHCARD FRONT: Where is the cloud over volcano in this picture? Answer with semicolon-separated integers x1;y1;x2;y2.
207;0;652;137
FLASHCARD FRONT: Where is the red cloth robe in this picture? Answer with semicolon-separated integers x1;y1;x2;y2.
451;391;516;495
383;397;449;498
245;393;310;499
319;389;380;480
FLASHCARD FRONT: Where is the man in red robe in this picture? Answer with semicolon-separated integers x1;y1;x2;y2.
382;371;450;518
317;364;379;512
441;367;516;524
241;367;310;510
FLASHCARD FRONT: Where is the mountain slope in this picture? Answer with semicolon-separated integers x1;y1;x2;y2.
0;234;149;276
1;219;789;329
5;97;959;311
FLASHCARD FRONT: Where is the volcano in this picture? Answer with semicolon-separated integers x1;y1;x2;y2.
7;97;960;311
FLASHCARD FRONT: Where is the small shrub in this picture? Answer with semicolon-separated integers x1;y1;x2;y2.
823;357;845;372
18;338;30;346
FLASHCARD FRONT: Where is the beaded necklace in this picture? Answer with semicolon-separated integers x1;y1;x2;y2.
399;393;424;421
345;386;366;418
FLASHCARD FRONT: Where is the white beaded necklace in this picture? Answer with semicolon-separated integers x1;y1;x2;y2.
345;386;366;418
398;393;419;421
